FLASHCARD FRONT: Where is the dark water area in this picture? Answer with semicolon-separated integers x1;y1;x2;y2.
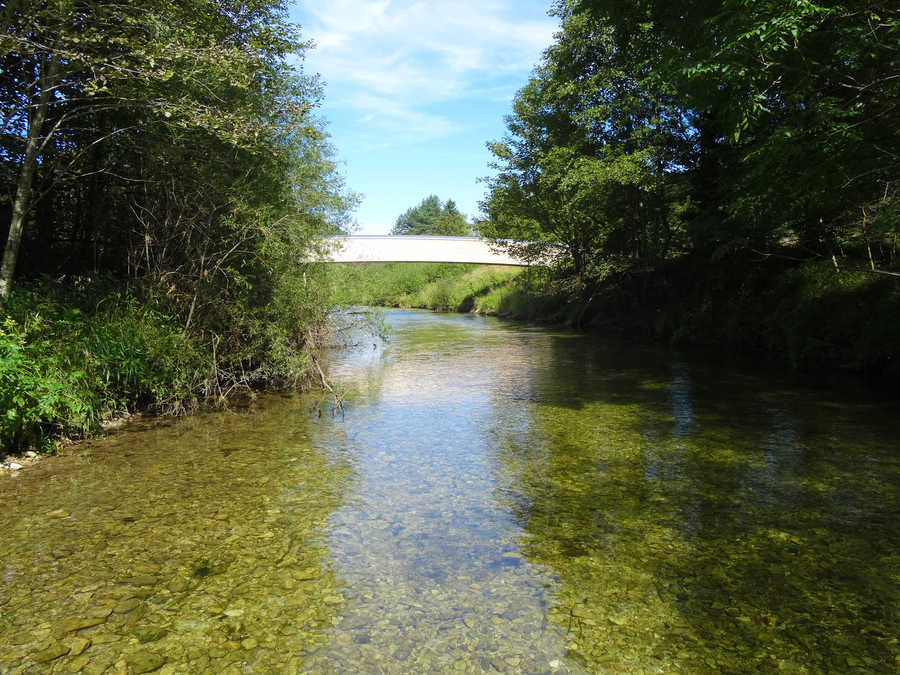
1;309;898;673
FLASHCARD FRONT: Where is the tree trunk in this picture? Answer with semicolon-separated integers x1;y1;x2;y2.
0;56;59;300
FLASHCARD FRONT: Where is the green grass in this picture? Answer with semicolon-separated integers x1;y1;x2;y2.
327;263;572;320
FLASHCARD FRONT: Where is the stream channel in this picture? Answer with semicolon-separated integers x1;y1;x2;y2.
1;308;898;673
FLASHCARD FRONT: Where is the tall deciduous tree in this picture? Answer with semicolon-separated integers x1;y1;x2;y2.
569;0;900;257
0;0;341;300
0;0;357;381
484;0;898;277
481;4;693;278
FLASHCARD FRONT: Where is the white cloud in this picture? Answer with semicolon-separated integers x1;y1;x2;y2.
347;93;462;143
295;0;558;142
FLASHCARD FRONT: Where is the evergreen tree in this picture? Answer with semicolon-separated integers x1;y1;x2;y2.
392;196;470;236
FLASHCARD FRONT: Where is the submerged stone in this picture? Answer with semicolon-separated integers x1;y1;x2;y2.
66;636;92;656
126;650;166;673
113;598;141;614
68;653;92;671
135;626;168;643
55;616;106;634
124;575;158;587
32;642;69;663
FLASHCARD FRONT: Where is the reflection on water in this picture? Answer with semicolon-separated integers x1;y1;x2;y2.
1;309;898;673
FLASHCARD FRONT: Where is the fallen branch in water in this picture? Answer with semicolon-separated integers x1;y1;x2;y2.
311;353;344;415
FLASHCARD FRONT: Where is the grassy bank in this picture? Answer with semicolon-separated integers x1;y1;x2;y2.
328;263;571;319
0;275;332;454
592;257;900;379
330;259;900;381
0;282;207;451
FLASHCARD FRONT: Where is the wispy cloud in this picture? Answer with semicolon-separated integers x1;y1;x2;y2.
348;93;462;144
295;0;557;144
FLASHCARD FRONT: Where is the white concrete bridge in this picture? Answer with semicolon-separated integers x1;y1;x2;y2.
313;235;544;266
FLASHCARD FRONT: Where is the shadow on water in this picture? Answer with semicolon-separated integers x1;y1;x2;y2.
489;332;900;672
3;309;895;673
328;310;899;671
0;396;355;673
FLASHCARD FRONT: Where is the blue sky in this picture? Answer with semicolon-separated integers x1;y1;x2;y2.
289;1;559;234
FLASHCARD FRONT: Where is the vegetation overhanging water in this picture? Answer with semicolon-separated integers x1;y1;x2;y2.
1;309;898;673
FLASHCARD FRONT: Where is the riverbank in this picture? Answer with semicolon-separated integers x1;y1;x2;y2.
584;256;900;381
5;256;894;456
330;257;900;382
0;278;326;455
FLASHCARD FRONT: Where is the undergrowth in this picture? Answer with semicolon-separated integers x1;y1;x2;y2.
1;281;206;452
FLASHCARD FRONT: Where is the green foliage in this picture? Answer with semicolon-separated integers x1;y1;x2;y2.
579;257;900;379
391;196;472;236
0;0;358;450
1;281;206;451
480;6;693;277
327;263;477;307
327;262;575;322
400;266;525;313
476;0;899;372
563;0;900;257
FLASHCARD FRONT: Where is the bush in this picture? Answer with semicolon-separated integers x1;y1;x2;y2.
1;281;206;451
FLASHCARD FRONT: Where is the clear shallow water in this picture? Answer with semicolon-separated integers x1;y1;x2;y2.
1;309;898;673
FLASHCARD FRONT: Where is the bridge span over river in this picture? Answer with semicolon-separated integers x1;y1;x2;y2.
315;235;544;266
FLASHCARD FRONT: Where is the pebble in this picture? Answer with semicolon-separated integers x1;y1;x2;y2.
124;574;158;586
66;636;92;656
114;598;141;614
32;642;69;663
168;578;189;593
83;658;115;675
90;633;121;644
68;653;92;671
55;616;107;634
2;452;43;473
135;626;167;643
126;650;166;673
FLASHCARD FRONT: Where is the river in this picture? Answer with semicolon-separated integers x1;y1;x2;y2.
1;309;898;673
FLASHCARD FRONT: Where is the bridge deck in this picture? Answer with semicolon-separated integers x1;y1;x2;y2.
316;235;531;266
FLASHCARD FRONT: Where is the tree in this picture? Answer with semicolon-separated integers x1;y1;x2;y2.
0;0;358;384
569;0;900;259
0;0;330;299
483;0;899;277
480;4;693;278
391;195;471;236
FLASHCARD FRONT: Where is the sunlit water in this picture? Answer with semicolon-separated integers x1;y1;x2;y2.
1;309;898;673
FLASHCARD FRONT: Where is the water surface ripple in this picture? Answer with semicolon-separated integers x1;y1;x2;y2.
1;309;898;673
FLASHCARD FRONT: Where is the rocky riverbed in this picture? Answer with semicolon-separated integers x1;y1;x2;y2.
0;450;40;476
